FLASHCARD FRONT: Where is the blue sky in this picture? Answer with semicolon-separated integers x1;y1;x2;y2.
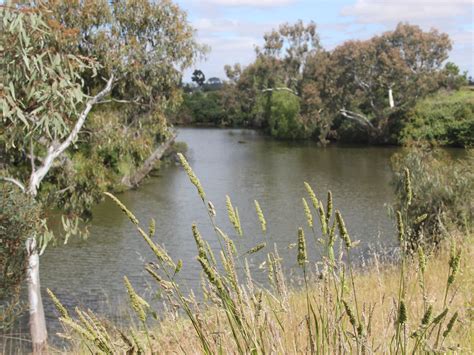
176;0;473;81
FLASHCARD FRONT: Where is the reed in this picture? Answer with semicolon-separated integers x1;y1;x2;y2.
51;158;471;354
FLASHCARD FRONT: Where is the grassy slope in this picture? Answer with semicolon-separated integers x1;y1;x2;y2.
149;234;473;353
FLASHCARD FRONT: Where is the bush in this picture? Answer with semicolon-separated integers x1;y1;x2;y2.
267;91;309;139
400;89;474;147
392;148;473;250
179;91;225;125
0;184;41;329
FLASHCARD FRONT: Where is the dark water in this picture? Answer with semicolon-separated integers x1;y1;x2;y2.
35;128;401;343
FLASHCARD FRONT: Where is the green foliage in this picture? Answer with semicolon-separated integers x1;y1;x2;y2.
267;91;309;139
0;5;97;149
438;62;468;91
400;89;474;147
179;92;225;125
0;184;41;329
392;148;473;249
1;1;201;215
181;22;458;145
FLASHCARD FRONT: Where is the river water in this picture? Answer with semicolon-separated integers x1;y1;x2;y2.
36;128;399;340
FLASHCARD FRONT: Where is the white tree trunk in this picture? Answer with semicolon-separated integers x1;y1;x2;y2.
26;237;48;354
388;88;394;108
23;76;114;352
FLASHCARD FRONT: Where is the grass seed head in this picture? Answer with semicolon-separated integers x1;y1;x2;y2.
178;153;206;201
47;288;69;319
396;211;404;244
343;300;356;327
326;190;333;221
336;210;351;248
254;200;267;233
297;227;307;268
398;301;407;325
421;305;433;325
124;276;149;322
304;182;319;209
302;198;313;228
443;311;458;338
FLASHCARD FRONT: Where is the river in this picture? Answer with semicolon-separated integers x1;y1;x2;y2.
34;128;400;341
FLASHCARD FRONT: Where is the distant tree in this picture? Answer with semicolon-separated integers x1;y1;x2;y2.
257;20;321;93
192;70;206;87
208;77;222;85
439;62;468;90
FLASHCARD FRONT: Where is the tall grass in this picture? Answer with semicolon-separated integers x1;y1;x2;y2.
49;153;471;354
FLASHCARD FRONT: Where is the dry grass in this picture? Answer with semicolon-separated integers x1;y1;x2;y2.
148;232;473;354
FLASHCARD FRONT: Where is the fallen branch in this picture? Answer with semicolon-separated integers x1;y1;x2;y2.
122;130;177;188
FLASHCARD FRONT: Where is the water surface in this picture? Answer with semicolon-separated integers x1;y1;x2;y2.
40;128;399;336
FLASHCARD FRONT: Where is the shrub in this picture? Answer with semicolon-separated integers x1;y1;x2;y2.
400;89;474;147
392;148;473;250
268;91;309;139
0;184;41;329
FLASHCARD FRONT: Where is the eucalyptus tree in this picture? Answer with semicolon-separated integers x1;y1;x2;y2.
1;1;202;351
257;20;321;94
1;5;110;351
329;23;452;142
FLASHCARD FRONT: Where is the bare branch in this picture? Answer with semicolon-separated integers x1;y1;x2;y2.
27;76;114;196
262;87;299;96
0;177;26;192
96;98;140;105
121;130;177;187
339;109;375;130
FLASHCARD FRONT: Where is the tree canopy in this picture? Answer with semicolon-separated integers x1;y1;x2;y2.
181;21;467;144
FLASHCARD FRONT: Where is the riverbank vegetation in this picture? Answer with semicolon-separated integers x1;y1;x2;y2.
50;153;472;353
176;22;472;146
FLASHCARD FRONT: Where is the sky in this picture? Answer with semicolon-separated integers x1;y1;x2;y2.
175;0;473;81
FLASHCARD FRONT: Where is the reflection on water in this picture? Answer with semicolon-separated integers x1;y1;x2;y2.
39;128;399;339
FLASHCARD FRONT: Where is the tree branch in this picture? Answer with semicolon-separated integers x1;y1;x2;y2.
121;130;177;188
262;87;299;96
27;76;114;196
339;109;375;130
0;177;26;192
96;97;140;105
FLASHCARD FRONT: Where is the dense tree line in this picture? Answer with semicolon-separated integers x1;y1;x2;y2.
177;21;470;145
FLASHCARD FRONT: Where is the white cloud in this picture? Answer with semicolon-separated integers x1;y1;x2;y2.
341;0;473;73
189;18;267;79
200;0;297;6
341;0;472;23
